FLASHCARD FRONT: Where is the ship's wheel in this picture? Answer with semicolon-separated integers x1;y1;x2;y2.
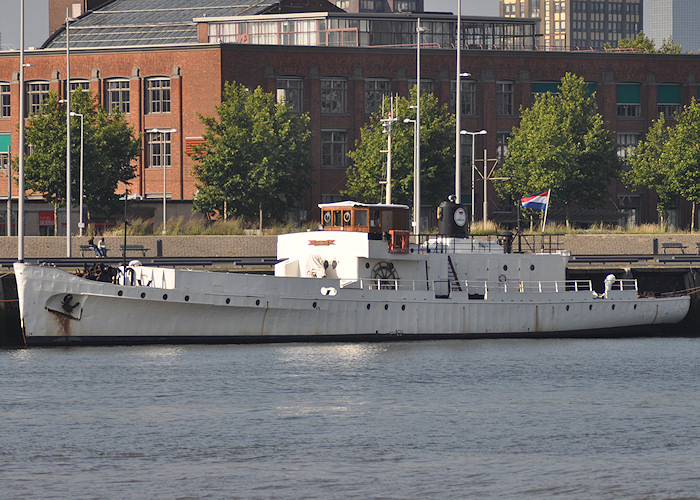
371;262;399;289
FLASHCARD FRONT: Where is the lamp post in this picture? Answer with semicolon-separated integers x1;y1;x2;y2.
404;117;418;230
146;128;177;234
461;129;487;223
454;0;471;203
65;9;74;256
414;19;424;236
69;112;84;236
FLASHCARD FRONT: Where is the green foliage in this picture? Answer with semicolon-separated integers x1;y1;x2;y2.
608;31;683;53
189;81;312;222
624;99;700;229
19;90;140;224
624;114;676;213
615;31;657;52
664;100;700;206
344;87;455;207
659;37;683;54
497;73;620;223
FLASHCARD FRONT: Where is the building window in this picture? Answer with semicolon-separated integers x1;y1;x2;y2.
106;79;130;114
496;132;510;163
496;81;514;116
146;131;172;168
451;80;476;116
27;82;50;115
321;78;347;114
617;133;640;159
364;78;390;115
657;84;681;118
321;130;347;169
276;78;303;113
409;79;434;96
1;83;10;118
617;83;641;118
0;151;9;172
146;78;171;114
69;80;89;93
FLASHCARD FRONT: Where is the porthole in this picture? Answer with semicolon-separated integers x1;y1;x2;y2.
140;292;146;298
384;304;389;310
612;304;615;310
367;304;371;310
255;299;260;306
633;304;637;310
530;265;535;271
312;301;317;308
226;298;231;304
566;305;570;311
365;263;370;269
401;305;406;311
162;294;168;300
184;295;190;302
589;304;593;310
117;290;123;296
503;265;508;271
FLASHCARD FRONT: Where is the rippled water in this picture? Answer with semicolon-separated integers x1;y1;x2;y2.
1;337;699;499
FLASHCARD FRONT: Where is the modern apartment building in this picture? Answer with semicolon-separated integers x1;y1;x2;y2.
645;0;700;52
500;0;642;50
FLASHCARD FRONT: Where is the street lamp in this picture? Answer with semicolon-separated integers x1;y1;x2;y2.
146;128;177;234
460;129;487;223
404;117;418;231
65;10;77;256
69;112;84;236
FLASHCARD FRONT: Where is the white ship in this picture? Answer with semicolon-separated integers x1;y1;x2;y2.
13;201;691;346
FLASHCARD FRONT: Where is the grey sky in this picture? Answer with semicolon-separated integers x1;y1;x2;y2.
0;0;499;50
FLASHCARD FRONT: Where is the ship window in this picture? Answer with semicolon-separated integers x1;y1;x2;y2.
370;210;380;227
355;209;368;227
333;210;342;226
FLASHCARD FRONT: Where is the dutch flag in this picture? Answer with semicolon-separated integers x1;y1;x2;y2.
521;190;550;211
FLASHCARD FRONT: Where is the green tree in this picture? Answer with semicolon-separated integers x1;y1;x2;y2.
608;31;683;53
189;82;312;222
344;87;455;207
612;31;657;52
664;99;700;230
659;37;683;54
20;90;140;232
623;114;677;221
497;73;620;225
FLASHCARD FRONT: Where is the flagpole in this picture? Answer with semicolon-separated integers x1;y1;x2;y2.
541;190;551;231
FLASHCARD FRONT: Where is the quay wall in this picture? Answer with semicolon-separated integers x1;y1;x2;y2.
0;233;699;258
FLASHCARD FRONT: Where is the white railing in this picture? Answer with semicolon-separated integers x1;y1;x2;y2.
355;278;638;295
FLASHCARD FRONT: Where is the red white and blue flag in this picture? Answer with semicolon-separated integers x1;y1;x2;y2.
521;190;550;211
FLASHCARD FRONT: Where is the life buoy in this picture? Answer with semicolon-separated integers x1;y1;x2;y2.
323;212;331;224
343;211;351;224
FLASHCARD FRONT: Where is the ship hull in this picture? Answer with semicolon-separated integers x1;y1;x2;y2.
14;263;691;346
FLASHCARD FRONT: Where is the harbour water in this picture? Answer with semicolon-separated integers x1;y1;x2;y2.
2;337;699;499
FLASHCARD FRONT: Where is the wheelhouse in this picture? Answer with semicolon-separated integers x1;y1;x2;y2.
319;201;410;235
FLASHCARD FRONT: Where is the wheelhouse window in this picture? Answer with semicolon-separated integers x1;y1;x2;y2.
106;79;130;114
146;78;171;114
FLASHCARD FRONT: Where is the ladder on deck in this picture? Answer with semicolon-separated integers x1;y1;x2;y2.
447;256;463;292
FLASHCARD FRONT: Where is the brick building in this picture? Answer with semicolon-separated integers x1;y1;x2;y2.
1;0;700;234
